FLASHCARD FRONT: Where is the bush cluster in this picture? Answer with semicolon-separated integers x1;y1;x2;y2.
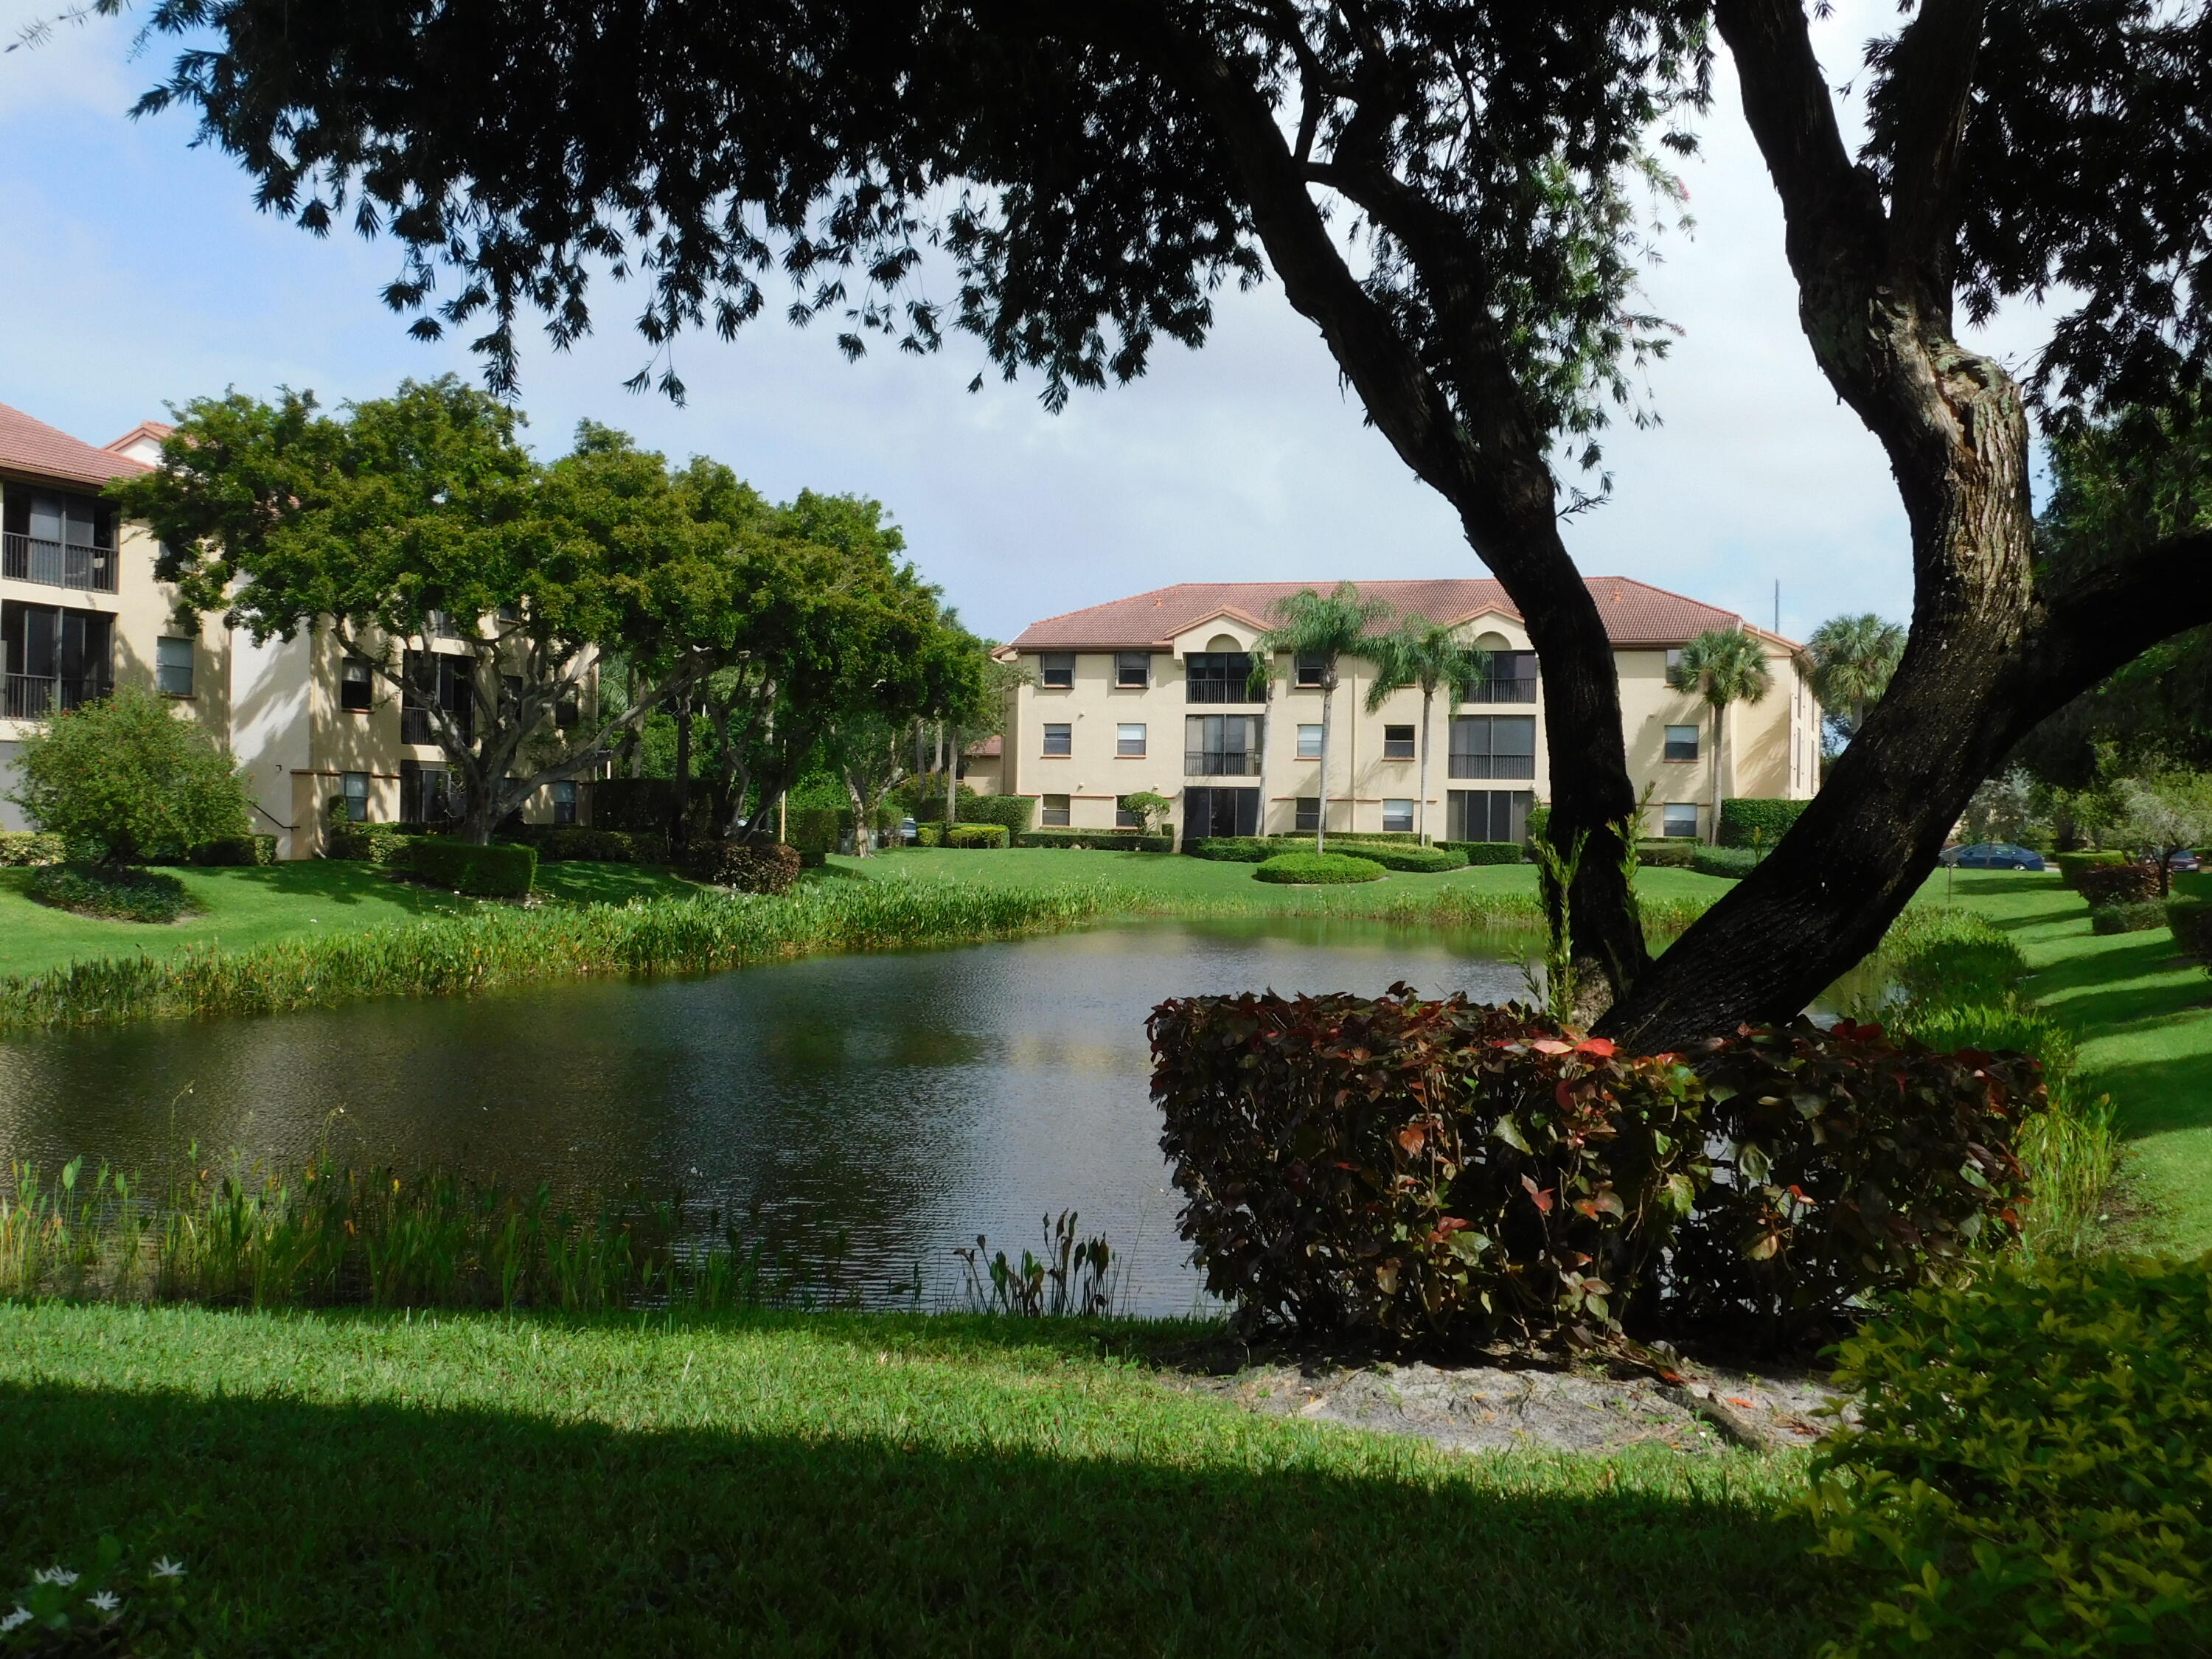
2090;899;2168;934
1186;832;1420;863
0;831;68;866
2076;861;2163;905
397;838;537;897
1015;830;1175;852
955;795;1036;835
27;863;196;924
784;804;846;855
529;826;671;865
1252;852;1385;886
1150;989;2036;1352
1691;845;1760;880
2168;894;2212;958
326;820;425;865
184;833;279;866
684;841;801;894
1717;798;1809;849
927;823;1008;849
1437;841;1523;866
1360;845;1465;873
1632;838;1694;868
2053;849;2127;889
1809;1253;2212;1658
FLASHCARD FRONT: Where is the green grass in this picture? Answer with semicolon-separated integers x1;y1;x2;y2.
0;1302;1845;1657
0;860;702;981
1929;869;2212;1254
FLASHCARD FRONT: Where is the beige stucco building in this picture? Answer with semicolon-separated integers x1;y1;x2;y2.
993;579;1818;844
1;401;589;858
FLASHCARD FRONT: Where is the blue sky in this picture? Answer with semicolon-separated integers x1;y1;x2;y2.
0;5;2047;646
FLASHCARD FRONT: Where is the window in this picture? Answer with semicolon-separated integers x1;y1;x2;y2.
1295;796;1321;832
554;693;580;730
1663;802;1700;839
1294;652;1326;688
1185;714;1261;776
341;772;369;823
1042;723;1072;757
1382;724;1416;759
1116;723;1147;757
1664;724;1700;762
1;486;117;593
552;780;578;825
401;650;473;745
155;636;194;697
1116;796;1144;830
341;658;374;712
400;760;457;824
1041;793;1071;827
1184;652;1257;703
1115;651;1151;689
496;602;522;622
1448;715;1537;779
424;608;465;639
1185;786;1259;839
1471;650;1538;703
1447;789;1534;844
500;673;524;716
2;602;113;714
1665;647;1683;672
1040;652;1075;689
1382;799;1415;832
1295;724;1324;760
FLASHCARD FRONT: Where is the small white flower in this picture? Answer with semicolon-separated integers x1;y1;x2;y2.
150;1557;186;1579
86;1590;121;1614
1;1607;31;1634
33;1567;78;1587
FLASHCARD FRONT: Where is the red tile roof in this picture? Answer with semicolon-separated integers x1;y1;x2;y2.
105;420;175;456
0;402;152;489
964;734;1004;759
1006;577;1798;653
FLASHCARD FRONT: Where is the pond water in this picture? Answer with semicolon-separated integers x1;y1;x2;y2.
0;919;1534;1315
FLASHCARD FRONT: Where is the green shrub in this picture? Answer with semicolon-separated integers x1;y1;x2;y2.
2167;894;2212;958
785;804;849;855
1690;845;1759;879
1877;906;2031;1007
2090;899;2168;934
684;841;801;893
7;686;252;864
914;821;945;848
538;826;669;864
2053;849;2127;889
1437;841;1523;866
944;823;1008;849
1717;798;1809;848
0;831;66;867
1183;836;1273;862
1150;992;2033;1350
192;833;278;866
2077;861;2162;905
1632;838;1694;868
26;863;196;924
1809;1253;2212;1658
1252;852;1385;885
327;819;425;866
1524;804;1550;849
397;838;537;897
957;794;1036;835
1362;845;1466;873
1016;830;1174;852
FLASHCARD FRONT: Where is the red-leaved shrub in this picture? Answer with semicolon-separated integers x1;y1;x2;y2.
688;841;801;894
2076;862;2162;905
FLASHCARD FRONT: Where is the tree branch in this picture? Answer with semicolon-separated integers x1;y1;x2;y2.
2037;526;2212;690
1879;0;1985;285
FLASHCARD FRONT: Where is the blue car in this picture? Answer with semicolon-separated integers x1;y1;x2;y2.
1941;842;2047;871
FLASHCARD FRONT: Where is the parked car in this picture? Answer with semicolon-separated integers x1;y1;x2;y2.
2169;849;2201;874
900;816;918;846
1941;842;2047;871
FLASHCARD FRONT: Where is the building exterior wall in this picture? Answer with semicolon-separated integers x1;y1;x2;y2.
995;608;1818;843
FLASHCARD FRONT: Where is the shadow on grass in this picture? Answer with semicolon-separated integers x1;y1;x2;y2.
2082;1048;2212;1141
532;860;701;905
0;1378;1844;1658
173;860;459;913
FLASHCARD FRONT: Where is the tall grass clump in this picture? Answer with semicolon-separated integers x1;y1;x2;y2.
1859;907;2119;1257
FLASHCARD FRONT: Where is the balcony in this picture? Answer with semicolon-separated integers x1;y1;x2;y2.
4;672;111;719
1186;749;1262;777
2;533;118;594
1447;754;1537;780
1468;675;1537;704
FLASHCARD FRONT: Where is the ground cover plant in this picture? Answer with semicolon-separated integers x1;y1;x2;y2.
24;865;198;926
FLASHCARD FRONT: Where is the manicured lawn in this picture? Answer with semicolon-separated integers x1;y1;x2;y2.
0;1302;1843;1658
0;860;700;981
1937;869;2212;1253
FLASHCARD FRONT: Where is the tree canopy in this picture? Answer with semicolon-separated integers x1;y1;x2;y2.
102;0;2212;1043
10;686;252;864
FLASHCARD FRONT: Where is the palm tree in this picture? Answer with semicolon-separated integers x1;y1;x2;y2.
1808;613;1906;740
1365;622;1490;846
1251;583;1396;852
1667;627;1774;844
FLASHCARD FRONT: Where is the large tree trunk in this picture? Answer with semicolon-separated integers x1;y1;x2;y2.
672;698;692;852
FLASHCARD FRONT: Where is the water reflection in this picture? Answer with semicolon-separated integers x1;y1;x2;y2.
0;919;1531;1314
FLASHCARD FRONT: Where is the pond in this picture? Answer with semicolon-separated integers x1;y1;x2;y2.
0;919;1534;1315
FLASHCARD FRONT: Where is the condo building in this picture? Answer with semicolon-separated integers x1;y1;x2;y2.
994;579;1818;844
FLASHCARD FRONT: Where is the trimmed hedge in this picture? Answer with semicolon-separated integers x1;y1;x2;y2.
2054;849;2127;889
785;804;847;855
397;838;537;898
26;863;195;923
1436;841;1523;866
681;840;801;894
2076;861;2162;905
2168;894;2212;959
944;823;1009;849
1361;845;1466;873
956;794;1037;835
2091;900;2167;935
1252;852;1385;885
1809;1253;2212;1657
1717;798;1809;849
1182;837;1274;863
1691;846;1759;880
1016;830;1175;852
1150;990;2036;1352
1187;833;1423;863
326;820;425;866
0;831;68;867
1633;838;1694;868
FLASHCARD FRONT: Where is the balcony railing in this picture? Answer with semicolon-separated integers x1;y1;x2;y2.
4;673;111;719
1467;675;1537;704
1186;749;1262;776
2;533;118;594
401;705;473;747
1447;754;1537;779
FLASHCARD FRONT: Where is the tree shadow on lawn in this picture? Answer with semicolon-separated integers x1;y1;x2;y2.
178;860;465;914
0;1380;1846;1659
2082;1047;2212;1142
533;860;702;905
2028;933;2209;1026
